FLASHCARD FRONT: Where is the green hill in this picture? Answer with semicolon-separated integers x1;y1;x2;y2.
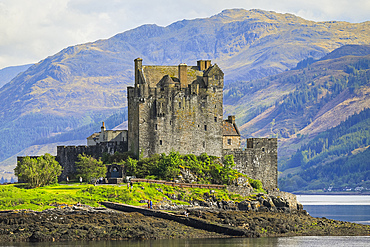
224;46;370;192
1;9;370;176
279;108;370;192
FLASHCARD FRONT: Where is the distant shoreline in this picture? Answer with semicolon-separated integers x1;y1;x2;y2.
293;192;370;196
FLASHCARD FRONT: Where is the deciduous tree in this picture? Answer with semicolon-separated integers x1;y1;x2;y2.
75;154;107;183
14;153;62;188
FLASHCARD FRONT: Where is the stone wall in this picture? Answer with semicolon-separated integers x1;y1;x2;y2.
224;138;278;190
57;141;128;181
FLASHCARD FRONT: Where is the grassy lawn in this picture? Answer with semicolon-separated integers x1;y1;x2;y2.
0;182;249;211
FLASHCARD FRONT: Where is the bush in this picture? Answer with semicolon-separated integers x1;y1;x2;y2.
14;154;62;188
249;179;263;190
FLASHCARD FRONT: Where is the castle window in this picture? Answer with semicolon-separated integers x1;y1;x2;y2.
204;125;207;131
203;141;205;148
213;87;216;93
160;140;162;145
170;120;172;125
155;124;158;130
179;102;181;108
227;139;231;145
262;147;265;152
214;116;217;122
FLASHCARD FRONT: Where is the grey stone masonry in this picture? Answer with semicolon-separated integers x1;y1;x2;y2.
128;58;224;158
57;141;127;181
224;138;278;190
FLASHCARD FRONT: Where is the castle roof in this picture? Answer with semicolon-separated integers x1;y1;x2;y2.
223;121;240;136
204;64;224;77
87;132;99;140
142;65;203;87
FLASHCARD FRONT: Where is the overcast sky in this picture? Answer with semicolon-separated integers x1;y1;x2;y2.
0;0;369;69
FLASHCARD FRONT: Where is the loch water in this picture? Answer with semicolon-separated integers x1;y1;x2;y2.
1;236;370;247
297;194;370;225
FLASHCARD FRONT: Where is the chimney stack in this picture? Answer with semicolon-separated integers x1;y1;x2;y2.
178;63;188;88
227;116;235;124
197;60;212;71
134;58;143;85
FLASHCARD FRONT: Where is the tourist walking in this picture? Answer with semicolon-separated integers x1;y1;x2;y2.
79;176;82;184
66;176;69;184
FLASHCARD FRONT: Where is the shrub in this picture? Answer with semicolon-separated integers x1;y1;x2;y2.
250;179;263;190
14;154;62;188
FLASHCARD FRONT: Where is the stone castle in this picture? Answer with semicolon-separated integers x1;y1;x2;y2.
55;59;277;189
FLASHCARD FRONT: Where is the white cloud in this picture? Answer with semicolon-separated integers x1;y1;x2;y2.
0;0;369;69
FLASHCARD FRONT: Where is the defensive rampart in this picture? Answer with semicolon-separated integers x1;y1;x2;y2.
224;138;278;190
57;141;128;181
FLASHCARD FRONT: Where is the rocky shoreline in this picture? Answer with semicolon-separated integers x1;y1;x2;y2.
0;203;369;242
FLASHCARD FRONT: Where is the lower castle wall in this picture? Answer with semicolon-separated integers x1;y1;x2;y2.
57;141;128;181
224;147;277;190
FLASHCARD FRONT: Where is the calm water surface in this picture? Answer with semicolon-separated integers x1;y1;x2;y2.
297;195;370;225
1;237;370;247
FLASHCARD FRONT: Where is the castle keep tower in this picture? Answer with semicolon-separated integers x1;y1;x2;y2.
128;58;224;158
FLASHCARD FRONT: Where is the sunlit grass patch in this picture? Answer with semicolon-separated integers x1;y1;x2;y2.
0;182;253;211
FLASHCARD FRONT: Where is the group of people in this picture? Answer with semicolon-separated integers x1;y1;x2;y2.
147;200;153;209
66;176;106;185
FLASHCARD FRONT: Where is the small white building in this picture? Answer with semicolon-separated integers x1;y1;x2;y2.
87;122;127;146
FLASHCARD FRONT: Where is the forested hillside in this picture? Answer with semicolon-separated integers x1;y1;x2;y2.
224;46;370;192
279;108;370;191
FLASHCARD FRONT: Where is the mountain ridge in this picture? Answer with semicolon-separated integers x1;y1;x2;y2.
1;8;370;178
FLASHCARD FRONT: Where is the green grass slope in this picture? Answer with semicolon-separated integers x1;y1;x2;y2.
0;183;244;211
